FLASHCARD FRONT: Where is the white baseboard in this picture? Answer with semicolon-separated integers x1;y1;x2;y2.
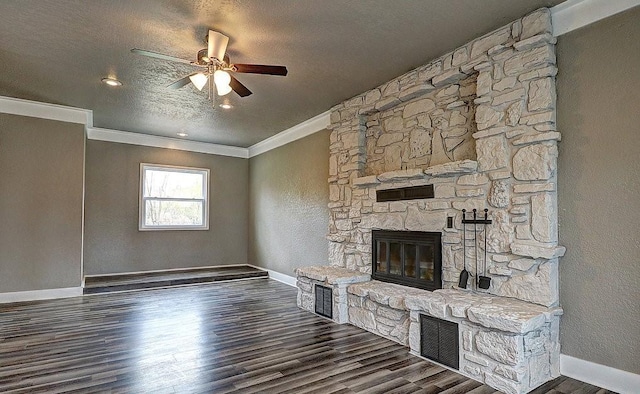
560;354;640;394
0;287;83;304
248;265;297;287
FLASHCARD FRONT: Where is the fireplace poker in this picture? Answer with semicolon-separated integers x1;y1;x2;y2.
473;209;477;289
458;210;469;289
484;209;488;276
478;209;492;290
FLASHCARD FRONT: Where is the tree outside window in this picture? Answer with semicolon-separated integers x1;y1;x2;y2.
139;164;209;230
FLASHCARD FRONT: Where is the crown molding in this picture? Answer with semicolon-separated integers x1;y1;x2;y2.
551;0;640;36
560;354;640;394
248;110;331;158
0;95;248;158
87;127;249;158
0;95;92;125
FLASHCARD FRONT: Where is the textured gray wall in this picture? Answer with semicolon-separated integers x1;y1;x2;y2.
0;114;84;292
84;140;248;275
249;131;330;276
557;7;640;374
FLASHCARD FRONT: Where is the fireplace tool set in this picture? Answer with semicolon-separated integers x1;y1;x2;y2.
459;209;493;290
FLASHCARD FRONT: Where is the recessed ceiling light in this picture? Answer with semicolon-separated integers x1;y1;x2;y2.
219;103;233;109
101;77;122;87
177;132;188;137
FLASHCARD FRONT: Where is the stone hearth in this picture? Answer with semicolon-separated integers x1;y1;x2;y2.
297;8;565;394
296;265;561;394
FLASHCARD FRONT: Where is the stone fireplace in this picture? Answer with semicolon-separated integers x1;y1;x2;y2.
296;8;564;394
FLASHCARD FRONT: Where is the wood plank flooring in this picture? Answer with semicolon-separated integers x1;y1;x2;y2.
0;279;616;393
83;265;267;294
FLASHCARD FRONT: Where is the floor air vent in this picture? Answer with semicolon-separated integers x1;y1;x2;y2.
420;314;459;369
314;284;332;319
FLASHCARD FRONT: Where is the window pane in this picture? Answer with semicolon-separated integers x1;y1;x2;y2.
376;241;387;273
144;200;204;226
404;244;417;278
144;169;204;199
389;242;401;275
419;244;434;281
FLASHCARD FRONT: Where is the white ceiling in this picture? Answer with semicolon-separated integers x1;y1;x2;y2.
0;0;564;148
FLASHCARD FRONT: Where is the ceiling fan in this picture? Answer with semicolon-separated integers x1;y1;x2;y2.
131;30;287;98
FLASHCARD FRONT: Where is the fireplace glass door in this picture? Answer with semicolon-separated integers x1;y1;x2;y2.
372;230;442;291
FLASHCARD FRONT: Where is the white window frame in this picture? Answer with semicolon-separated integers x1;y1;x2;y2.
139;163;210;231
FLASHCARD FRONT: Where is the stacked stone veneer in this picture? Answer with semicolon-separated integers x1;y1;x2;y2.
297;8;568;394
327;8;565;308
363;74;478;175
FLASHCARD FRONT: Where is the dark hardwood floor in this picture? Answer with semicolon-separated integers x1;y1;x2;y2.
0;279;615;393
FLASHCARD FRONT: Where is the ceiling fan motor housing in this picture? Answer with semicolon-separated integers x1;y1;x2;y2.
207;30;229;63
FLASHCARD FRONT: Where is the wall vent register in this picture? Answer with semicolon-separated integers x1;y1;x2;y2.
420;314;459;370
314;284;332;319
376;185;434;202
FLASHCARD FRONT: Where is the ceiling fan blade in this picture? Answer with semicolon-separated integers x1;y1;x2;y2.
167;74;195;89
229;75;252;97
131;48;194;65
207;30;229;62
233;64;288;76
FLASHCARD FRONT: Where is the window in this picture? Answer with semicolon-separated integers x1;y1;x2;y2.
139;164;209;230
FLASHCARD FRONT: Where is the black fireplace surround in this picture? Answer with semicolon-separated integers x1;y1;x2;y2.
371;230;442;291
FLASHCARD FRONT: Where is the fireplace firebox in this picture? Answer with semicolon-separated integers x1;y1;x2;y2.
371;230;442;291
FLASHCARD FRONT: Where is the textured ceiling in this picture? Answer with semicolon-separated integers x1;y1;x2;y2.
0;0;563;147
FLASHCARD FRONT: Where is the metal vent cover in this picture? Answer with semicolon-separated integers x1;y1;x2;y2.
376;185;434;202
314;284;333;319
420;314;459;370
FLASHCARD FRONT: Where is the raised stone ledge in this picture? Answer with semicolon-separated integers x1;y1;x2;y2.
511;242;566;259
347;280;427;309
424;159;478;177
352;161;479;188
377;168;426;182
352;175;380;187
295;266;370;285
347;281;561;334
512;131;561;146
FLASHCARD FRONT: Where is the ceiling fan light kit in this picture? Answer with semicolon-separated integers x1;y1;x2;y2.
189;73;209;91
212;69;230;95
215;81;233;96
131;29;288;102
213;69;231;86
